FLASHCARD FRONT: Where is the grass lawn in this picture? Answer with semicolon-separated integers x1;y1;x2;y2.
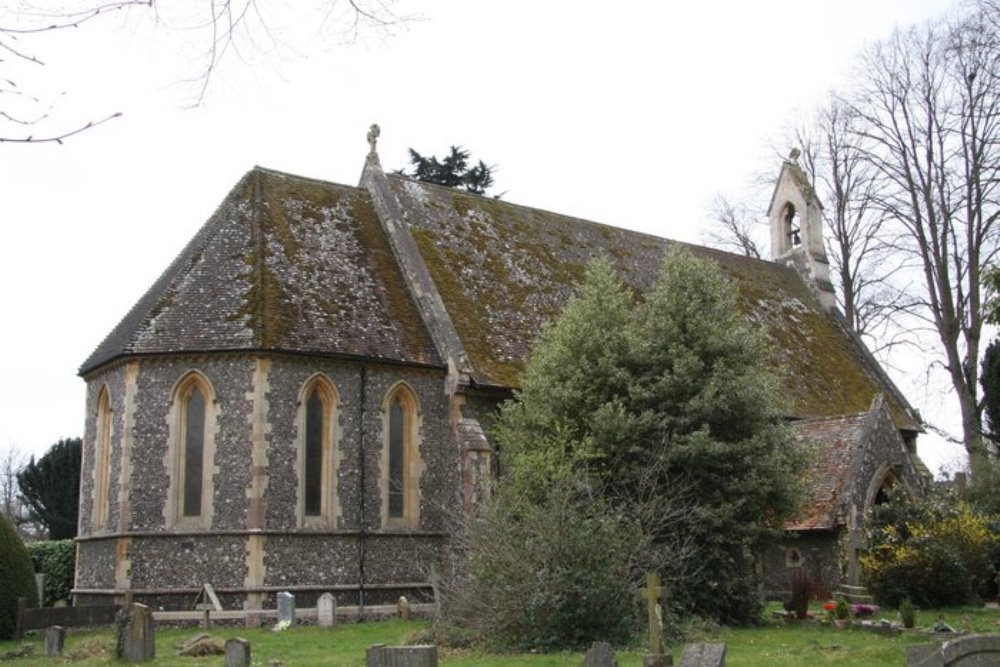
1;605;998;665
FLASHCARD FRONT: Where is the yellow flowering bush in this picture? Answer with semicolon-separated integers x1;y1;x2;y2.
862;490;997;607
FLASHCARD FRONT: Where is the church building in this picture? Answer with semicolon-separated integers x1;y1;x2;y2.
74;128;928;616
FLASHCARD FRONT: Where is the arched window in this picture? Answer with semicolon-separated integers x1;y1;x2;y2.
167;372;217;527
381;383;422;528
297;375;338;526
181;384;206;517
92;386;113;530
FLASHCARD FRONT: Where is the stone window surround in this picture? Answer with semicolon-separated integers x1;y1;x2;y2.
295;373;341;529
163;370;219;530
91;385;113;531
379;381;424;530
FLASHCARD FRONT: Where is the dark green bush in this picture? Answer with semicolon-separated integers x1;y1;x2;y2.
26;540;75;606
440;478;653;651
0;514;38;639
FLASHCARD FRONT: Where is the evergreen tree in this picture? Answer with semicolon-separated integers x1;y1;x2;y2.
495;252;804;625
17;438;81;540
981;339;1000;443
0;513;37;639
402;146;496;195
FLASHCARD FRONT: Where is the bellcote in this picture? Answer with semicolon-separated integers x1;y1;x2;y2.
767;155;836;310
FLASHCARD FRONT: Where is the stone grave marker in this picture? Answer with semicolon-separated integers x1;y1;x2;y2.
639;572;671;667
277;591;295;626
318;593;337;629
225;637;252;667
118;603;155;662
34;573;44;607
583;640;618;667
679;642;726;667
906;634;1000;666
44;625;65;657
397;596;411;621
366;644;438;667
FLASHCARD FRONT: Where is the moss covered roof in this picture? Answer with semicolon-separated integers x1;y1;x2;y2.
81;165;919;433
786;414;869;531
81;168;440;374
388;175;919;431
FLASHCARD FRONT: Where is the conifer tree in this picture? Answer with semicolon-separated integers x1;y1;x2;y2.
401;146;496;195
17;438;81;540
494;251;804;625
0;513;36;639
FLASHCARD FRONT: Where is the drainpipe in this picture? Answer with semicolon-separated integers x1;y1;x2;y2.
358;364;367;617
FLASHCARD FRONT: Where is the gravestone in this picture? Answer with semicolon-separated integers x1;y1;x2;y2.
318;593;337;629
397;596;411;621
679;642;726;667
44;625;65;657
639;572;671;667
583;641;617;666
366;644;438;667
225;638;252;667
277;591;295;625
906;634;1000;666
35;573;45;607
118;603;155;662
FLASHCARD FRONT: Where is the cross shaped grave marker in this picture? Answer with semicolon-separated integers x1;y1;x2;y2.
640;572;665;656
193;583;222;629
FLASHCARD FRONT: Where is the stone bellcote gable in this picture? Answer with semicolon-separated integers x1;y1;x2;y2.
767;154;836;310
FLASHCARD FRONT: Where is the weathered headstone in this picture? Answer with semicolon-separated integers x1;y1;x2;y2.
366;644;438;667
118;603;155;662
906;634;1000;666
277;591;295;625
44;625;65;657
639;572;671;667
318;592;337;629
225;637;252;667
583;640;618;667
679;642;726;667
35;573;45;607
397;595;411;621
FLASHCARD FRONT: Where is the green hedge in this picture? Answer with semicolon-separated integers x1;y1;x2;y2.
26;540;75;606
0;515;37;639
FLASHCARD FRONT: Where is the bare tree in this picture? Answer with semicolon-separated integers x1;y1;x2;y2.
706;194;764;259
707;103;916;357
0;1;411;144
0;446;27;528
845;1;1000;468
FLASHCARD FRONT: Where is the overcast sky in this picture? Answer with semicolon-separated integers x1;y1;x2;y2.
0;0;967;473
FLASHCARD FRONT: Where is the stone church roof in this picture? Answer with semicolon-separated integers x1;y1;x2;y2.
786;413;870;531
80;168;441;374
81;163;920;433
386;174;919;431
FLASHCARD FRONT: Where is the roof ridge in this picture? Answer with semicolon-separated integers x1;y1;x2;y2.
387;173;794;271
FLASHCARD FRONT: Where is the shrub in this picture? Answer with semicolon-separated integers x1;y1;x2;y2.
0;514;38;639
900;597;916;628
437;472;696;652
786;569;812;619
834;596;851;621
26;540;75;605
861;488;997;607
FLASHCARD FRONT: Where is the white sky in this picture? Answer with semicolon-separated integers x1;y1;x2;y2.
0;0;968;474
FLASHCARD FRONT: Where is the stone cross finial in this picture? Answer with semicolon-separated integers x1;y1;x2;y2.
367;123;381;166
